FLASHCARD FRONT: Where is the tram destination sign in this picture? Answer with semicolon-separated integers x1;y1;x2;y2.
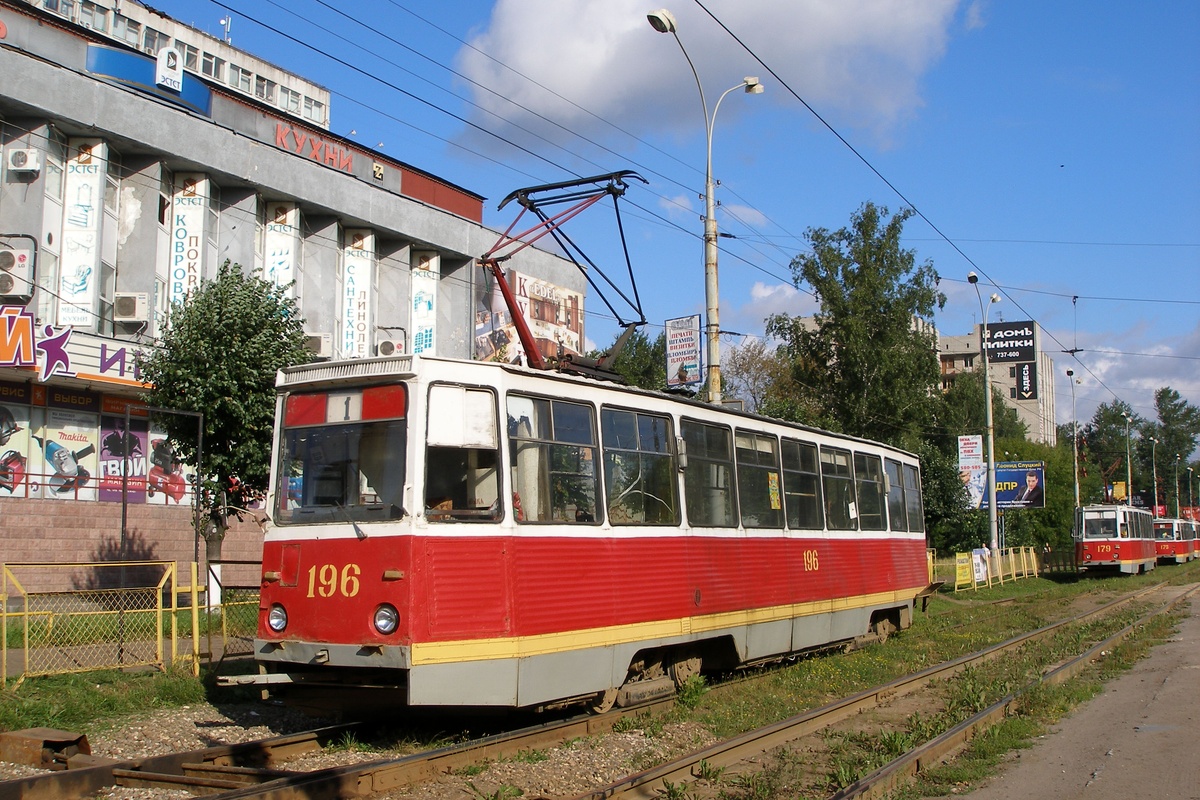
983;320;1036;363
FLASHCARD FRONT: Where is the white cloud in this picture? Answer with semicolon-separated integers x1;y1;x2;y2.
455;0;962;157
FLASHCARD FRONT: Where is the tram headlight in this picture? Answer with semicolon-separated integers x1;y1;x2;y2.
373;604;399;635
267;603;288;632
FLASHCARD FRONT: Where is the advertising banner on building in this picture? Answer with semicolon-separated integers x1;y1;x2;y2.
665;315;702;388
1015;360;1038;400
341;230;375;358
473;269;582;365
59;139;107;328
411;251;439;356
170;174;210;306
98;413;149;503
35;407;99;502
263;202;300;298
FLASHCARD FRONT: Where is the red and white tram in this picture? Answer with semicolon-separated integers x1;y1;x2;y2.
243;354;933;711
1075;504;1156;574
1154;518;1196;564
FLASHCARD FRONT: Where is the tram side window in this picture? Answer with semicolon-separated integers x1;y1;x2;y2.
508;395;599;524
736;430;783;529
601;408;679;525
885;459;907;531
820;446;858;530
681;420;737;528
853;453;887;531
425;385;501;522
782;439;823;530
902;463;925;533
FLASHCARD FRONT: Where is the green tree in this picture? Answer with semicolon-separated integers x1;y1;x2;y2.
939;371;1028;443
595;328;667;391
136;261;311;552
1139;387;1200;514
765;202;944;450
1079;400;1140;502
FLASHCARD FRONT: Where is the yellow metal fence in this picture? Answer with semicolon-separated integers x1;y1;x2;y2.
1;560;260;687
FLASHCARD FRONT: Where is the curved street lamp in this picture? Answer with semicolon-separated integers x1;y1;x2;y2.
1189;466;1195;512
1122;411;1133;504
1174;454;1181;518
1067;369;1080;511
968;272;1000;550
648;9;763;404
1150;436;1159;515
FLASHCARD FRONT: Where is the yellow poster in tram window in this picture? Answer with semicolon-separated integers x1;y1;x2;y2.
768;472;781;510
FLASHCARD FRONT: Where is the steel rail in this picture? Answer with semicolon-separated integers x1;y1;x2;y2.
555;581;1172;800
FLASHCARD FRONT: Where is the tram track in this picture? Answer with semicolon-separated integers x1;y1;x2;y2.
555;581;1197;800
0;580;1188;800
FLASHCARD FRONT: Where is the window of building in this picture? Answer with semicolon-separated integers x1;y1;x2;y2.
254;76;277;103
279;86;301;113
601;408;678;525
112;14;140;45
782;438;823;530
44;0;75;19
735;430;782;529
681;419;737;528
507;395;598;524
176;41;198;70
80;1;107;30
853;452;887;531
201;52;225;81
142;27;170;55
228;64;252;93
964;355;974;368
302;96;326;124
820;446;857;530
1010;387;1017;399
1009;366;1016;378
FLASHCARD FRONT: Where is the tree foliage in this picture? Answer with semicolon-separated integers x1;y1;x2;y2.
597;327;667;391
136;261;311;520
765;203;944;450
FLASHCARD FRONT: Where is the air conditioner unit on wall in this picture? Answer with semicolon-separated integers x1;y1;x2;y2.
114;292;150;323
7;149;41;173
305;332;333;359
0;247;34;300
376;338;405;357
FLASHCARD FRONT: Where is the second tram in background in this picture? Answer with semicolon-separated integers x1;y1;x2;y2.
1074;504;1156;574
1154;517;1197;564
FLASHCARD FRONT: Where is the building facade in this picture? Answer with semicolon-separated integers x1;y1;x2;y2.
0;0;585;511
939;322;1058;446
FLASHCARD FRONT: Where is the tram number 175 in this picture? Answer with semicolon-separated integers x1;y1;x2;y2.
306;563;362;598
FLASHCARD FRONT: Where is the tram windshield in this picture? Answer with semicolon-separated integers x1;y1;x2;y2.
274;385;408;524
1154;521;1177;540
1080;509;1117;538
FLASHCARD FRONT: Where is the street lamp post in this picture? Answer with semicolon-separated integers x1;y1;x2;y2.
968;272;1000;551
1122;412;1133;505
1067;369;1080;511
1174;454;1181;518
1188;466;1194;512
648;8;763;404
1150;437;1158;515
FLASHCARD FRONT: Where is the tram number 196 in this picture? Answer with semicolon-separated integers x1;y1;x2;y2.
306;563;361;598
803;549;820;572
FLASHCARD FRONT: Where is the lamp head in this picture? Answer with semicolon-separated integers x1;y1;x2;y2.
1066;369;1073;377
967;271;978;284
990;293;1001;304
647;9;677;33
743;77;764;94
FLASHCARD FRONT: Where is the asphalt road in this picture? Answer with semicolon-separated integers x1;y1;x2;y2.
965;584;1200;800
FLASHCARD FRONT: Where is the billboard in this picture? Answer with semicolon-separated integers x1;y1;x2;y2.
983;320;1036;363
979;460;1046;510
665;315;702;387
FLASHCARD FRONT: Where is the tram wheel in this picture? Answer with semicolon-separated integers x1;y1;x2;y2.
589;687;618;714
668;654;702;688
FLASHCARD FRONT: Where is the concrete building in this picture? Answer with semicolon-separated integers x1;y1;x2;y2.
939;322;1058;446
0;0;584;557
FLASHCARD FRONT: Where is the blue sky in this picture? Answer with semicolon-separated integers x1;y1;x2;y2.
154;0;1198;428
